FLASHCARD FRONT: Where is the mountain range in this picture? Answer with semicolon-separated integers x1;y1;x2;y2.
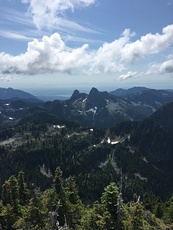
0;91;173;202
1;86;173;128
0;86;173;229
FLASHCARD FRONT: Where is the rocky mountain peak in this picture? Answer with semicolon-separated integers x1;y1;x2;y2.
70;89;80;99
88;87;110;99
88;87;99;97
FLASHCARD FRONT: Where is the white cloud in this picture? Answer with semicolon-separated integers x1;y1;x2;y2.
0;75;20;82
119;71;137;80
121;24;173;64
160;60;173;73
1;24;173;78
21;0;96;31
88;29;134;73
0;33;89;75
148;59;173;75
0;29;132;76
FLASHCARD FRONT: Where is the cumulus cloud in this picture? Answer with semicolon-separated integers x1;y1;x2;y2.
0;30;132;76
160;60;173;73
119;71;137;80
1;24;173;78
121;24;173;64
0;33;89;75
21;0;96;31
148;59;173;75
88;29;134;73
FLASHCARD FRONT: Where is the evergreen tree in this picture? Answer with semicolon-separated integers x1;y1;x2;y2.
3;176;19;214
163;193;173;225
53;166;64;196
143;192;152;211
2;181;10;206
153;197;163;219
101;182;119;229
65;176;83;228
131;204;144;230
17;171;29;205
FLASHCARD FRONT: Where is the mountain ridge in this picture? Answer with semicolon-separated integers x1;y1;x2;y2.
0;101;173;202
44;87;173;128
0;86;173;128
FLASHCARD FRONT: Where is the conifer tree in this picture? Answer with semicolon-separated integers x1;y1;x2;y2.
17;171;29;205
131;204;144;230
101;182;119;229
53;166;64;196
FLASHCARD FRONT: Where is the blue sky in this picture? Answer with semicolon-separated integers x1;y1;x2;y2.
0;0;173;92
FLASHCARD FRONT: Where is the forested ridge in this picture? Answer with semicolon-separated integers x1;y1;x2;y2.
0;102;173;229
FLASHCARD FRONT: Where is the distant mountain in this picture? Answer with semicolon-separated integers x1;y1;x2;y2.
0;86;173;128
110;86;149;96
0;88;43;126
44;87;173;128
0;87;41;103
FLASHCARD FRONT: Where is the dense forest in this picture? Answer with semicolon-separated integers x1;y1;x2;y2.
0;102;173;229
1;167;173;230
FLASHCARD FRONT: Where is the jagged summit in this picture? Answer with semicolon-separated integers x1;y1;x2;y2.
1;87;173;128
70;89;80;99
44;87;173;128
88;87;110;100
89;87;99;96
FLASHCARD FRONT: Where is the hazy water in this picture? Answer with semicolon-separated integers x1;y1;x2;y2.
26;87;92;101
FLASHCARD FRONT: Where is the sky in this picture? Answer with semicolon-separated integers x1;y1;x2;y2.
0;0;173;92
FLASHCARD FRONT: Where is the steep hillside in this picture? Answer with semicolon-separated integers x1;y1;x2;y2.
0;102;173;203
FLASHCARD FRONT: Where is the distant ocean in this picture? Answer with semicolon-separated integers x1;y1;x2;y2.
26;87;91;101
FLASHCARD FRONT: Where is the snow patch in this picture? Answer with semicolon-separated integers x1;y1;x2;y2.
107;137;119;145
53;125;65;129
111;141;119;145
86;106;97;114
